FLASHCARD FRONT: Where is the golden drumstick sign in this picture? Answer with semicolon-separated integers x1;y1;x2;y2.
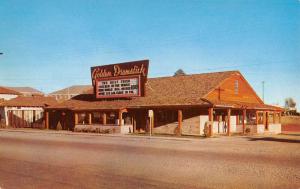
91;60;149;99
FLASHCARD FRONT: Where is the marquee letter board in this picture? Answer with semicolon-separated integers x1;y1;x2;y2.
91;60;149;99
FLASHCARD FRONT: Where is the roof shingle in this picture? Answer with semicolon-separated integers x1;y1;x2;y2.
47;71;237;110
49;85;92;95
0;86;20;95
6;87;44;96
0;96;57;107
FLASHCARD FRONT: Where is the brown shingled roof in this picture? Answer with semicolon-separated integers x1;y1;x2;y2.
129;71;236;107
49;85;92;95
47;71;237;110
209;100;283;111
50;94;130;110
6;87;44;96
0;96;57;107
0;86;20;95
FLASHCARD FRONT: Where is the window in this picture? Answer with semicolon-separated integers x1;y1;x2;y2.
107;112;116;124
268;113;274;124
157;110;177;124
78;113;88;124
92;112;101;124
257;112;264;124
234;80;239;94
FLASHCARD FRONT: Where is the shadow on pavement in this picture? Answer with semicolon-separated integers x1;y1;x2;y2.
247;137;300;144
280;133;300;136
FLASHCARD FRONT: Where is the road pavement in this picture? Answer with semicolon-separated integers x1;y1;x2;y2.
0;130;299;189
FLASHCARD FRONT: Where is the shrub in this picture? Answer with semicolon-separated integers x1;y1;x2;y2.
245;127;251;134
56;122;62;130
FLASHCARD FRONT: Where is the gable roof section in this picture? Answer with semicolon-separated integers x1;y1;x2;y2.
0;96;57;107
6;87;44;96
202;72;263;104
46;70;281;111
0;86;20;95
128;71;237;107
47;71;237;110
49;85;92;95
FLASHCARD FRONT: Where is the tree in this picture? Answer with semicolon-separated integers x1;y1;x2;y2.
284;98;296;109
174;69;186;76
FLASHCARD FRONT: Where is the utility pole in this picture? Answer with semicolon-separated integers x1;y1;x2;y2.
68;87;70;99
262;81;265;103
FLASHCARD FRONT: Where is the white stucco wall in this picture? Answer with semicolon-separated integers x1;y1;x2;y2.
199;115;208;135
120;125;133;134
230;116;237;132
200;115;238;135
268;124;281;134
0;94;18;101
256;124;265;134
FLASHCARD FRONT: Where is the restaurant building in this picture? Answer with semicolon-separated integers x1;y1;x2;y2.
46;60;282;136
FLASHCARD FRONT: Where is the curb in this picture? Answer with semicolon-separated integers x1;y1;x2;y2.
0;128;203;142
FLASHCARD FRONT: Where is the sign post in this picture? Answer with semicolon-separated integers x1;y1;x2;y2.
148;110;154;137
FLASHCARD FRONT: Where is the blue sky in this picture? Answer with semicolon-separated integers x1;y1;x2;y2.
0;0;299;108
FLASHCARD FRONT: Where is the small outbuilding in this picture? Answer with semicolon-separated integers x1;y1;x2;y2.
0;96;57;128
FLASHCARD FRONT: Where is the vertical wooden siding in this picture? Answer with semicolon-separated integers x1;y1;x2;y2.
205;73;263;104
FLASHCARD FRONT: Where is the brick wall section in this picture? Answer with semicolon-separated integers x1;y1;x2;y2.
182;116;200;135
153;115;201;135
153;122;177;135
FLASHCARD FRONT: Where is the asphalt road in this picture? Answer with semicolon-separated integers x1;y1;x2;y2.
0;131;299;189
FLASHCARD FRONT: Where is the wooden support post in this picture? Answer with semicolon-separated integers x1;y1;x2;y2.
45;111;49;129
242;109;246;134
119;110;122;126
22;111;25;127
152;110;155;133
6;110;9;126
256;111;259;125
178;110;183;136
265;111;269;130
263;111;266;126
33;110;36;123
102;113;107;125
10;111;13;127
208;108;213;136
273;111;276;124
88;113;92;125
279;112;281;123
74;113;78;125
133;114;136;133
11;111;14;127
227;109;231;136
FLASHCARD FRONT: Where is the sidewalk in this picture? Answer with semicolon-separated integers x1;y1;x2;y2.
0;128;207;142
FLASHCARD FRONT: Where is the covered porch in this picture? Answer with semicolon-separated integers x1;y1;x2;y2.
127;104;282;136
45;105;282;136
45;108;134;134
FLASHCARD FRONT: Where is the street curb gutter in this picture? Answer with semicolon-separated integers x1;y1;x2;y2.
0;129;204;142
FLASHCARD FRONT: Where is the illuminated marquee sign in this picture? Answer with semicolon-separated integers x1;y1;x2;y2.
91;60;149;99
